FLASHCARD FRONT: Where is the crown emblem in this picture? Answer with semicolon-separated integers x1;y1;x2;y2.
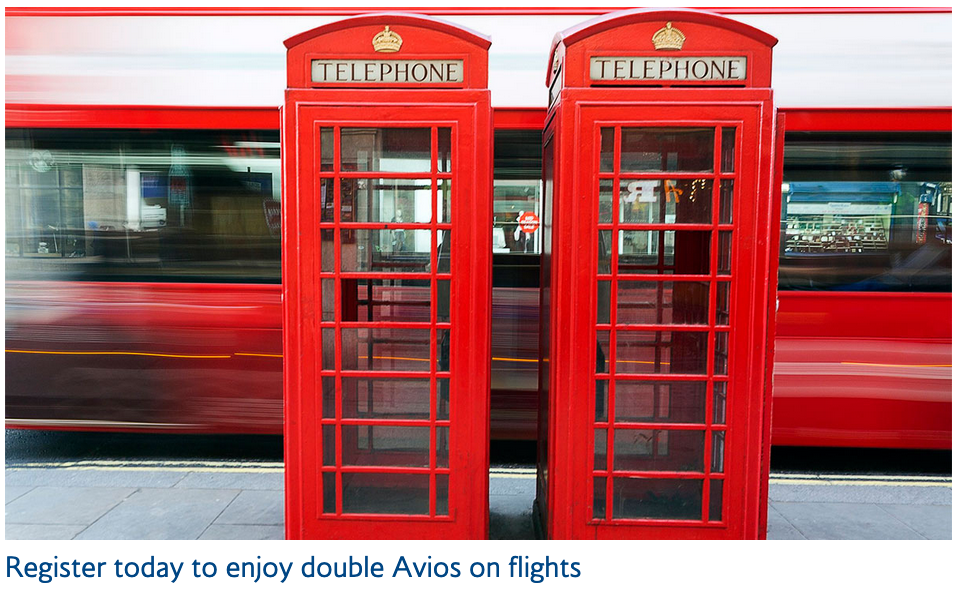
372;26;403;53
652;22;685;51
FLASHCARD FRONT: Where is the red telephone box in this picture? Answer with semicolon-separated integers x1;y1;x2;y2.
536;9;782;539
282;14;492;539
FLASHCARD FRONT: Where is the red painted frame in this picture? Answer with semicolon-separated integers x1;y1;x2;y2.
538;9;779;540
282;14;492;540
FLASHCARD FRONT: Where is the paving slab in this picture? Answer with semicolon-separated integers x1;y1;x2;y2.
175;471;284;491
213;490;284;526
772;501;924;540
769;483;951;506
74;488;240;540
877;504;951;540
6;523;88;540
5;485;34;504
5;468;188;489
766;505;806;540
489;475;536;497
199;524;285;540
4;486;135;525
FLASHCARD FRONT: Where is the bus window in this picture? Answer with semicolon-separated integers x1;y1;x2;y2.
780;132;951;292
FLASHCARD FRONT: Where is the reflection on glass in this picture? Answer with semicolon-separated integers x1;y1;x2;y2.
321;178;335;222
715;332;729;375
719;178;733;224
322;472;336;513
598;230;612;273
613;429;704;472
437;179;451;223
323;425;336;466
341;128;431;172
341;327;430;371
342;278;432;323
321;328;335;370
619;179;712;224
437;229;451;274
341;178;432;223
437;278;450;322
437;427;449;468
438;128;452;173
718;231;732;274
320;127;334;171
620;128;714;173
595;379;609;422
345;425;430;467
437;379;450;420
712;430;726;473
709;479;724;522
597;280;611;324
321;278;335;321
618;230;711;275
342;473;429;515
614;380;706;423
341;378;430;419
322;376;336;419
613;478;703;520
593;477;607;519
600;127;615;173
594;428;608;471
721;128;735;173
716;282;730;325
713;381;727;424
596;330;610;374
436;475;449;516
341;229;432;273
614;330;707;375
599;179;613;223
437;329;450;372
615;280;709;325
321;230;335;271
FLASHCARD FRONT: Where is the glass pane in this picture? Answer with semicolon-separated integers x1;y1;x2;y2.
615;330;707;375
620;128;714;173
342;473;429;515
596;330;610;374
321;231;335;272
713;381;727;424
341;178;432;223
718;231;732;274
436;379;450;420
620;179;712;224
712;430;726;473
613;478;703;520
322;376;336;419
341;128;431;173
437;179;451;223
437;278;450;322
340;229;432;272
600;127;615;172
341;327;430;371
597;280;611;324
613;429;704;472
321;328;335;370
598;230;612;273
618;230;711;275
594;428;608;471
343;425;429;467
721;128;736;173
322;472;336;514
709;478;724;522
436;475;449;516
599;178;613;223
595;380;609;422
593;477;607;519
614;380;706;423
716;282;730;325
323;425;336;466
342;378;430;419
437;128;452;173
616;280;709;325
719;178;734;224
437;329;450;372
321;178;335;222
436;229;451;274
321;278;335;321
436;427;449;468
320;127;334;171
715;332;729;375
342;278;431;323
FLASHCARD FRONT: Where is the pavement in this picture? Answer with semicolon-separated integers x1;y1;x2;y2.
4;462;951;540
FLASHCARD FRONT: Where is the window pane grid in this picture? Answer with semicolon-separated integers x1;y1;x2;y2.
319;124;453;518
594;124;736;524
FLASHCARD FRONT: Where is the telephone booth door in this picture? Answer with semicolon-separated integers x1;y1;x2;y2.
537;9;780;539
282;15;492;540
